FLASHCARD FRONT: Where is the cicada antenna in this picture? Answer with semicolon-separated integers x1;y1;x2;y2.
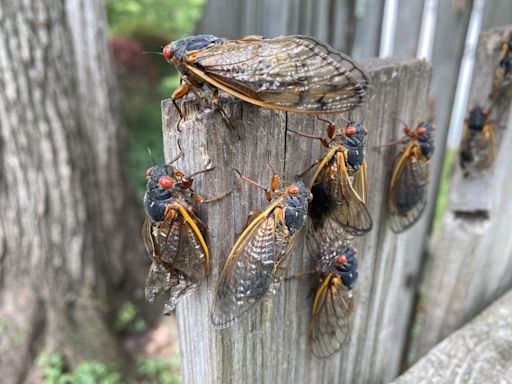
391;111;410;128
146;147;157;166
142;51;164;56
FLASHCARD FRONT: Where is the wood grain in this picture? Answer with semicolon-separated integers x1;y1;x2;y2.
393;289;512;384
162;57;431;384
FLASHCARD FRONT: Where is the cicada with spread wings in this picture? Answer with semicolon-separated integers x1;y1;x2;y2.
459;106;496;177
387;121;435;233
162;35;371;125
142;156;227;315
304;121;372;251
309;243;358;358
212;178;311;329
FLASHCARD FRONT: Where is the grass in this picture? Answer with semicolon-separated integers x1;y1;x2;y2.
432;148;457;233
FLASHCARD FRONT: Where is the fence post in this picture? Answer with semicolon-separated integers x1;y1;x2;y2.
408;25;512;362
393;289;512;383
161;57;431;384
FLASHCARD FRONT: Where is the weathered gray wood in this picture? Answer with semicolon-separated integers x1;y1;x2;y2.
393;289;512;383
409;25;512;363
482;0;512;30
162;57;431;384
393;0;425;56
351;0;384;59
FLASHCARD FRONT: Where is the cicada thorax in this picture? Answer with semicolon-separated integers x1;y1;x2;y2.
491;35;512;103
308;121;372;252
142;163;209;315
163;34;371;123
459;107;496;177
212;181;311;329
387;122;435;233
309;243;359;358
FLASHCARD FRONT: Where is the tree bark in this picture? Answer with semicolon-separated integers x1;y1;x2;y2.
0;1;145;382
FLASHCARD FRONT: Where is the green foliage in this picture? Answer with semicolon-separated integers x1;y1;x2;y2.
136;355;181;384
125;74;180;198
433;148;457;232
37;353;121;384
115;301;147;333
37;353;181;384
106;0;206;40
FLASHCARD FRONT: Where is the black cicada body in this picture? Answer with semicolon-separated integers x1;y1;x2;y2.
459;107;496;177
309;243;358;358
212;181;311;329
387;122;435;233
163;34;371;118
142;163;209;315
308;121;372;251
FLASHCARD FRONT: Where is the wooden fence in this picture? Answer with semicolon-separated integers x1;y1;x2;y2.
163;57;431;384
157;3;512;383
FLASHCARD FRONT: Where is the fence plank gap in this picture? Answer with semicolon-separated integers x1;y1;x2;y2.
162;57;431;384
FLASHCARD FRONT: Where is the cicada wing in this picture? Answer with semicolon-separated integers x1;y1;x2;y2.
144;203;208;311
387;147;429;233
352;160;368;204
309;275;354;358
141;214;156;261
212;204;292;328
145;262;177;303
476;123;497;170
187;36;370;114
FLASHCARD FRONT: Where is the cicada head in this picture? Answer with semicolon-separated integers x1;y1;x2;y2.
415;122;435;160
467;106;490;131
318;244;359;289
163;35;225;65
144;164;177;222
282;182;312;231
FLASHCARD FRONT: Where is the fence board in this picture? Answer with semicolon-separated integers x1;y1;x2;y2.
351;0;384;59
393;289;512;383
393;0;425;56
162;57;431;384
408;25;512;364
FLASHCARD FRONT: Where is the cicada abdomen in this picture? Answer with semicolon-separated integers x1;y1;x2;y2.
212;181;311;329
387;122;435;233
459;107;496;177
162;35;371;124
142;163;209;315
308;121;372;252
491;35;512;103
309;243;358;358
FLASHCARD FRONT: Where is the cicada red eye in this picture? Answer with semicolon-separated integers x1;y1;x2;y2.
159;176;173;188
287;185;300;194
416;126;427;136
345;126;357;136
146;167;152;177
336;255;348;264
163;44;172;60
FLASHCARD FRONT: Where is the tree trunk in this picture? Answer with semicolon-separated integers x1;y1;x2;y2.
0;1;145;382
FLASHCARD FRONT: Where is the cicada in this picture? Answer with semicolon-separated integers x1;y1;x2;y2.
162;35;371;125
309;243;358;358
387;121;435;233
459;106;496;177
142;156;220;315
491;35;512;103
303;120;372;250
211;176;311;329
